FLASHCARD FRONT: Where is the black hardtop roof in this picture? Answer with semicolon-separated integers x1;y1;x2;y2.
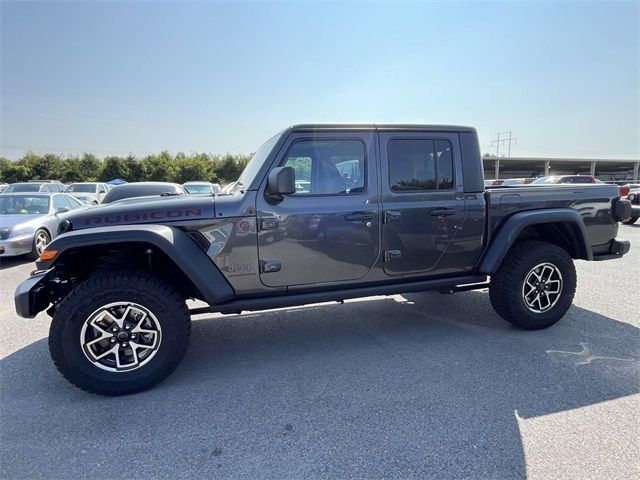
289;123;476;133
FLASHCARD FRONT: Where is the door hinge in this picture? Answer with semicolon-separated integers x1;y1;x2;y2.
259;217;279;231
384;250;402;262
259;260;281;273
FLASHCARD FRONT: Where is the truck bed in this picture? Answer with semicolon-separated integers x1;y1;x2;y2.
485;184;620;249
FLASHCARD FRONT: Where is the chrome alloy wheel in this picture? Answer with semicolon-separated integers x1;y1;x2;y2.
522;262;563;313
34;231;49;255
80;302;162;372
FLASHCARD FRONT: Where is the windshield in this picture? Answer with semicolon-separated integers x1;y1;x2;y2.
66;183;97;193
235;132;282;190
184;184;212;194
4;183;41;192
0;195;50;214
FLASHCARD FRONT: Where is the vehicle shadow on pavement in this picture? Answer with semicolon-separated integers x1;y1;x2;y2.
1;291;638;479
0;256;34;271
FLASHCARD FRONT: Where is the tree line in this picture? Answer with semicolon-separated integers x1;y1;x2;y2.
0;152;252;185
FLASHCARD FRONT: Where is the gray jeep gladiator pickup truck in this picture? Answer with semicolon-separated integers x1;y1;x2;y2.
15;124;632;395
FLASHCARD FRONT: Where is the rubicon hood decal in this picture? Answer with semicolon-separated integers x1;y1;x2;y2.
82;207;204;226
66;196;215;230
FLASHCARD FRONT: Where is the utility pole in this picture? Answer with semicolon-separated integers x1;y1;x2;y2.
491;131;518;157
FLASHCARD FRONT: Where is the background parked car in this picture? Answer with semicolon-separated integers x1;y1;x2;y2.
491;178;536;186
4;182;65;193
101;182;187;204
65;182;109;205
484;179;505;187
183;181;219;195
0;192;87;259
622;184;640;224
531;175;598;185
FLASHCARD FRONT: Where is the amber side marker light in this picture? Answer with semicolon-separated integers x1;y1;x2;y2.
39;250;58;261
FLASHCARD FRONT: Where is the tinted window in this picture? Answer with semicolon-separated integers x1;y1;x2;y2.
388;139;454;191
282;140;365;195
435;140;454;189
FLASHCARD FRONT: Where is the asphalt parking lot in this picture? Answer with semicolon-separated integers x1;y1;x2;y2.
1;225;638;479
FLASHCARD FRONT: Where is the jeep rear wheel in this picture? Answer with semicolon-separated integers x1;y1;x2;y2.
49;270;190;395
489;240;576;330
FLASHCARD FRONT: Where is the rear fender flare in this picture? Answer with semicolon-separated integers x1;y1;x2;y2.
478;208;592;275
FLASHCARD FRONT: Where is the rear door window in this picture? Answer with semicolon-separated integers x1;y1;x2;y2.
388;139;454;191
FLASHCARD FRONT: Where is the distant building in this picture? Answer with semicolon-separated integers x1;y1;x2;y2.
483;156;639;181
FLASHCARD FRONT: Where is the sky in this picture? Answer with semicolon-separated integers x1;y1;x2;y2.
1;0;639;160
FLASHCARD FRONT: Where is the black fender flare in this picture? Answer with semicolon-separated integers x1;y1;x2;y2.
37;224;235;305
477;208;592;275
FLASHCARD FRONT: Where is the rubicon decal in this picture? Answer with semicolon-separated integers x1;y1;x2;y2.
83;208;203;226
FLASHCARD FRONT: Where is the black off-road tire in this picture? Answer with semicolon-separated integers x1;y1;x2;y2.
489;240;576;330
622;216;638;225
49;270;191;396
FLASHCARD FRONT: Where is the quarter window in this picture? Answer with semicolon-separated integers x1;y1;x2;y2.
282;140;365;195
388;139;454;191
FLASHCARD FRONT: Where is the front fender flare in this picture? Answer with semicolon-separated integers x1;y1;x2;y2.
477;208;592;275
37;224;235;306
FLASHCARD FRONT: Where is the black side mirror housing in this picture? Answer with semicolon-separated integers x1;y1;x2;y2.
55;207;70;214
266;166;296;203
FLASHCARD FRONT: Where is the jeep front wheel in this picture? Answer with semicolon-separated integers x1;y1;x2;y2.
489;240;576;330
49;270;191;395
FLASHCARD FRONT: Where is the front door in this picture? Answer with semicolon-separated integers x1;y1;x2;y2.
380;131;465;276
256;131;380;287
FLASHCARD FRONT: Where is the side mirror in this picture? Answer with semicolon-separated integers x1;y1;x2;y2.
55;207;70;214
98;189;106;194
266;166;296;203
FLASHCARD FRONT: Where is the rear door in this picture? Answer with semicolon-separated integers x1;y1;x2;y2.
380;131;465;275
256;131;380;287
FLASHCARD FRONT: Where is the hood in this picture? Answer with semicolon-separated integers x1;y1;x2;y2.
0;214;45;230
64;194;216;231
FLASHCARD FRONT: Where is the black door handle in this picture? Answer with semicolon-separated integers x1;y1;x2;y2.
429;208;455;217
345;212;375;222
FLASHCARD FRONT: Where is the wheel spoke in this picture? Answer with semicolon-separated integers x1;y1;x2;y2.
546;280;561;294
93;344;119;361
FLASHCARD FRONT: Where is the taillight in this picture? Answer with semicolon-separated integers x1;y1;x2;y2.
613;198;632;223
620;185;630;197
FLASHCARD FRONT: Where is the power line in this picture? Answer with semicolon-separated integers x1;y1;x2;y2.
490;131;518;157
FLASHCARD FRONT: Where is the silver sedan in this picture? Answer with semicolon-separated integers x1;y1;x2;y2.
0;192;87;259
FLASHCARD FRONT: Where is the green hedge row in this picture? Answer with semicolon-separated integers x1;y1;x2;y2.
0;152;252;185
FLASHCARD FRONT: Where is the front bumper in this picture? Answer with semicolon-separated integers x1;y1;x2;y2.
14;269;53;318
0;234;34;257
592;238;631;261
630;204;640;215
